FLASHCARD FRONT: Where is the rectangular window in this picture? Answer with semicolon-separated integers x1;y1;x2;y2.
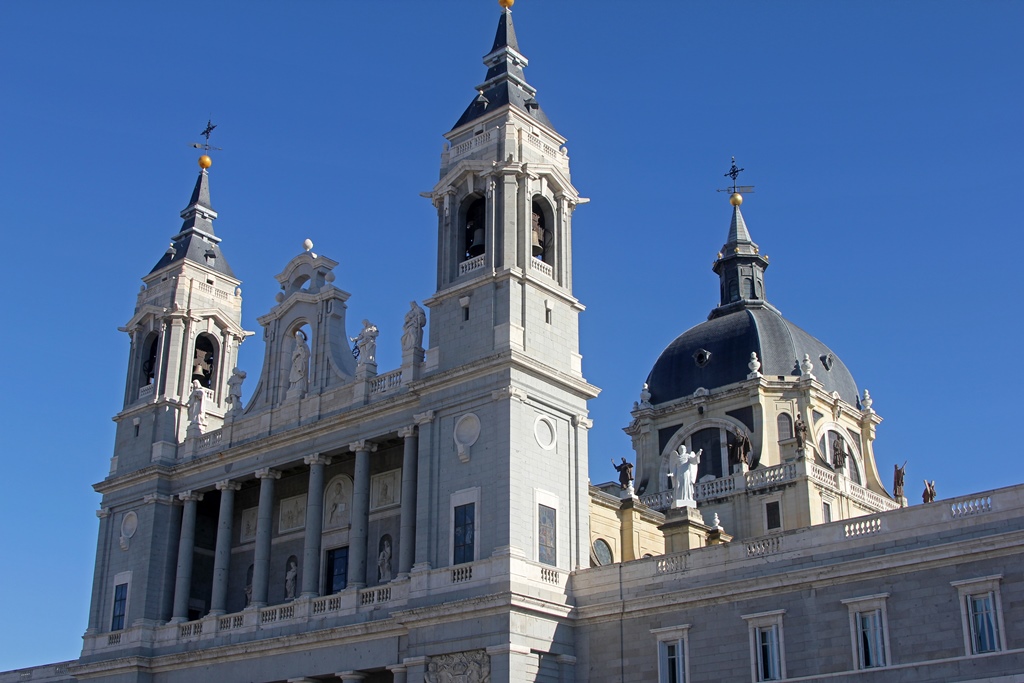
324;547;349;594
652;625;690;683
111;583;128;631
743;609;786;683
659;640;684;683
822;501;832;523
538;504;557;566
968;592;1000;654
453;502;475;565
856;609;886;667
757;625;781;681
765;501;781;531
952;575;1005;656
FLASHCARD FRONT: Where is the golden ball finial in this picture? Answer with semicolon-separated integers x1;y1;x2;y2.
499;0;514;8
730;192;743;206
198;155;213;169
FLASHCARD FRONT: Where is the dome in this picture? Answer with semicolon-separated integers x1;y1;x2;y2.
646;305;859;405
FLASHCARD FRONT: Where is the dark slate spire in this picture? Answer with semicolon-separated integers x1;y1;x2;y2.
149;159;234;277
710;193;770;317
452;5;554;131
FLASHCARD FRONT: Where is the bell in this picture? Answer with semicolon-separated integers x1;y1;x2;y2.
467;227;485;257
531;228;544;257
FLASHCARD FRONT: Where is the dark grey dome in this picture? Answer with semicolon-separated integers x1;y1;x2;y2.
646;306;859;405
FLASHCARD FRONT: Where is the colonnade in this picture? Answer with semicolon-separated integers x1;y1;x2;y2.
169;425;421;622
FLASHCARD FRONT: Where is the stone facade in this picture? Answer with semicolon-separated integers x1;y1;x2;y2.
3;6;1022;683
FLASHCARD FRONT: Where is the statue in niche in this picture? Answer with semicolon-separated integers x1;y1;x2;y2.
377;536;393;583
401;301;427;353
729;427;753;470
351;319;379;365
284;557;298;600
288;330;310;398
187;380;207;431
794;416;808;449
831;435;849;469
612;457;634;490
923;479;937;504
226;368;246;416
893;462;907;499
669;445;702;508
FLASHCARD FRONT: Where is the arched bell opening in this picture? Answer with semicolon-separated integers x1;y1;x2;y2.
139;333;159;388
462;196;486;260
531;198;555;263
191;334;218;389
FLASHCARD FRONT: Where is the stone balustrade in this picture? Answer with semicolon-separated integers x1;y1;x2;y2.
529;257;553;278
459;254;485;276
137;383;155;401
449;128;496;161
369;369;403;395
81;553;571;655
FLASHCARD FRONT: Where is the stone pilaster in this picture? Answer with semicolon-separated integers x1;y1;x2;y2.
210;480;240;615
171;491;203;622
251;468;281;607
301;453;331;597
347;441;377;589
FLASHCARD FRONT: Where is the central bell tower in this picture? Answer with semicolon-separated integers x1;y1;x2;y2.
423;1;588;378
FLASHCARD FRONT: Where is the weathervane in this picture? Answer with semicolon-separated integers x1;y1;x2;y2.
190;119;222;169
717;156;754;195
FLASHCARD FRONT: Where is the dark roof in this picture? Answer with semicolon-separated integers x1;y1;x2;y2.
646;306;859;405
149;168;235;278
452;8;554;131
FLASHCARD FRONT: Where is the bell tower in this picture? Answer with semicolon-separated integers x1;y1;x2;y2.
423;1;588;377
115;151;250;472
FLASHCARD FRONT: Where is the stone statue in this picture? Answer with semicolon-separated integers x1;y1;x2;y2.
612;457;634;490
288;330;310;397
284;558;298;600
226;368;246;416
669;444;702;508
352;319;379;365
728;428;752;470
794;416;808;449
401;301;427;353
893;461;907;499
377;537;393;583
187;380;207;432
923;479;937;504
831;435;849;469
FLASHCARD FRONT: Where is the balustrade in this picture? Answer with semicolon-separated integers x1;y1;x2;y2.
459;254;485;276
843;517;882;537
529;257;553;278
451;566;473;583
369;369;403;395
656;553;685;575
746;537;782;557
950;496;993;518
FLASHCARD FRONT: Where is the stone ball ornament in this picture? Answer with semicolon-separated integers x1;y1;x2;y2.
198;154;212;169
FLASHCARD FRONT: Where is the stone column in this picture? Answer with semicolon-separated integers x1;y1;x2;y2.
171;491;203;622
347;441;376;589
210;480;240;615
397;426;419;577
387;664;408;683
251;468;281;607
301;453;331;598
402;657;429;683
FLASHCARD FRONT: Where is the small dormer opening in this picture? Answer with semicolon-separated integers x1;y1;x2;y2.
191;334;217;388
463;197;486;260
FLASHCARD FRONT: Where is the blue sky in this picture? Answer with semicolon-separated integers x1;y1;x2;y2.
1;0;1021;671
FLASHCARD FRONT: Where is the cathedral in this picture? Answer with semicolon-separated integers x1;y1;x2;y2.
3;3;1022;683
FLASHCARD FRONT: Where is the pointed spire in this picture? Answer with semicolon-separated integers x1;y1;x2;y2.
452;1;554;131
149;156;234;278
711;190;770;314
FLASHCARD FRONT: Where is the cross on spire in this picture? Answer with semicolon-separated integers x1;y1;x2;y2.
191;119;223;153
717;156;755;195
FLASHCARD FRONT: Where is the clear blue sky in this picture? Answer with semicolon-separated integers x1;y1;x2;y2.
1;0;1021;672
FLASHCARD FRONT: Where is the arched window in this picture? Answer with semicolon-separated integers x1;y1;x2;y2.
777;413;793;441
531;199;552;262
463;197;486;260
691;427;723;481
191;334;218;388
140;334;159;387
728;279;740;302
592;538;614;567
